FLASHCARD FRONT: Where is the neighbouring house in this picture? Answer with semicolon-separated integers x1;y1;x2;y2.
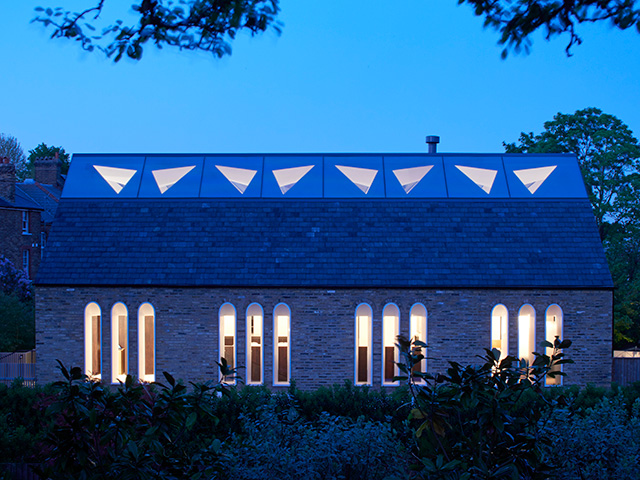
0;156;64;280
35;150;613;388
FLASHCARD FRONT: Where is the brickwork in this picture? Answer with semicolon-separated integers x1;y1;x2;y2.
0;208;42;279
36;286;612;388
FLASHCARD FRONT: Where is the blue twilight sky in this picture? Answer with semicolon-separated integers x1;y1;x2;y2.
1;1;639;156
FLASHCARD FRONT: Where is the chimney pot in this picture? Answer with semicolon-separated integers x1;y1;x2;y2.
425;135;440;154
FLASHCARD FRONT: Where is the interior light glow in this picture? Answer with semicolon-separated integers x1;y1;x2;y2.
152;165;196;194
455;165;498;194
513;166;557;194
93;165;137;194
272;165;314;194
518;314;530;361
335;165;378;194
215;165;257;194
277;315;289;339
392;165;433;194
357;316;369;346
383;315;396;345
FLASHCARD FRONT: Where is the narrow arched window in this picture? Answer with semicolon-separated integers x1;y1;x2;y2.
491;304;509;361
382;303;400;385
84;302;101;379
246;303;264;385
219;303;237;384
138;303;156;383
545;305;564;386
274;303;291;385
518;304;536;364
111;302;128;383
410;303;427;378
355;304;372;385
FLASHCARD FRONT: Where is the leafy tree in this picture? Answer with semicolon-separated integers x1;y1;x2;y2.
33;1;640;61
0;256;35;351
504;108;640;348
0;133;28;180
33;0;281;62
504;107;640;239
27;143;71;177
459;0;640;57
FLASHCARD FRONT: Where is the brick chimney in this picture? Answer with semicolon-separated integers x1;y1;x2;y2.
0;157;16;203
34;154;62;187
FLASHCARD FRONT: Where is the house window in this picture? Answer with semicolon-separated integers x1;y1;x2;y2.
219;303;236;384
491;304;509;361
518;304;536;365
84;302;101;379
111;302;128;383
22;250;29;278
22;211;29;234
382;303;400;385
138;303;156;383
410;303;427;378
273;303;291;385
246;303;264;385
355;303;372;385
545;305;564;386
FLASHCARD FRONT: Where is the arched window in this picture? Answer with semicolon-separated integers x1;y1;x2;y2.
410;303;427;377
84;302;101;379
518;304;536;364
111;302;128;383
138;303;156;383
355;303;372;385
491;304;509;361
246;303;264;385
382;303;400;385
219;303;237;384
545;305;564;386
274;303;291;385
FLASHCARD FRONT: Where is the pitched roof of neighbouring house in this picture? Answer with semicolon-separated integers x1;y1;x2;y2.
16;181;62;223
36;151;612;289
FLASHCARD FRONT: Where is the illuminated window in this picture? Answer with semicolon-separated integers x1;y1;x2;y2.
410;304;427;378
246;303;264;385
272;165;314;194
274;303;291;385
93;165;137;194
219;303;236;384
335;165;378;194
22;211;29;233
382;304;400;385
152;165;195;194
392;166;433;194
138;303;155;382
84;302;101;379
545;305;564;386
111;302;128;383
518;305;536;365
455;165;498;194
513;166;557;194
491;304;509;361
355;304;372;385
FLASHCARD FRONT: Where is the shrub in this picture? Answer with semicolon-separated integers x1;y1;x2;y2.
397;336;573;479
220;405;409;480
546;395;640;479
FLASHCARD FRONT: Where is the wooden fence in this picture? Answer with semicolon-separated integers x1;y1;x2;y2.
0;350;36;387
612;350;640;386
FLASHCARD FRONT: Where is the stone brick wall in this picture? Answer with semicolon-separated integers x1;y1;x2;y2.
36;286;612;388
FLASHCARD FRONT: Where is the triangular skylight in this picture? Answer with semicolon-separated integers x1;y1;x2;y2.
335;165;378;194
93;165;137;194
392;165;433;194
272;165;314;194
152;166;196;194
455;165;498;194
513;165;557;194
215;165;258;194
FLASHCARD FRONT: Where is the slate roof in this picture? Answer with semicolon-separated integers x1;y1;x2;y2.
16;181;62;223
36;198;613;289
